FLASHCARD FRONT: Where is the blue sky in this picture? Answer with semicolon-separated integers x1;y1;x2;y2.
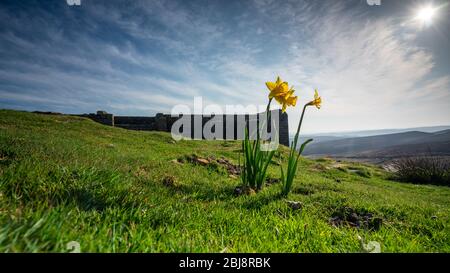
0;0;449;134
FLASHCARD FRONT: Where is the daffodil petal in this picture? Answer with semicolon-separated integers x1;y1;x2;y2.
288;96;298;106
276;76;282;85
266;82;277;91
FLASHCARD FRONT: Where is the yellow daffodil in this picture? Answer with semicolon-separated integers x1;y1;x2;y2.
265;76;298;112
265;76;286;100
307;89;321;109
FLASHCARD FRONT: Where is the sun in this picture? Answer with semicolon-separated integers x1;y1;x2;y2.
415;5;437;25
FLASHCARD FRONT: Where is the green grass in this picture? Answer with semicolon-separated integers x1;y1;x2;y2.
0;109;449;252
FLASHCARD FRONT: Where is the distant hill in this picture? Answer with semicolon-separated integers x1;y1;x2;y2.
299;125;450;138
303;129;450;158
329;126;450;137
296;135;345;145
293;125;450;147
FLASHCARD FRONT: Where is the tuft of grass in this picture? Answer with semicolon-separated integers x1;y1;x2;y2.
240;129;275;191
391;156;450;186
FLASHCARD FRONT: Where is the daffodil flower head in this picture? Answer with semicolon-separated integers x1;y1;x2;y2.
307;89;321;109
266;77;287;99
265;76;282;91
265;76;298;112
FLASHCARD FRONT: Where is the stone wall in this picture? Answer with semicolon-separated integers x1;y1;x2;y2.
82;111;114;126
82;110;290;147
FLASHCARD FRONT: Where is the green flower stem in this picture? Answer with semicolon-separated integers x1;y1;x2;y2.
257;98;273;140
281;103;311;197
291;104;308;153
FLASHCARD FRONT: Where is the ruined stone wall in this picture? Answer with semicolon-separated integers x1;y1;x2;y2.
82;110;290;147
81;111;114;126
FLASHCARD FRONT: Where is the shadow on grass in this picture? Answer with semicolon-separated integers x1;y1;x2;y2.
161;177;285;207
167;182;236;202
0;147;16;166
292;182;343;196
62;188;109;211
240;191;284;210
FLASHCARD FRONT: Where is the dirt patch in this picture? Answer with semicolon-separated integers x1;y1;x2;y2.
286;200;303;210
177;154;241;176
293;186;315;195
0;149;16;166
311;163;329;171
162;175;177;188
215;157;241;175
233;185;256;196
134;166;151;179
329;207;382;230
266;177;281;186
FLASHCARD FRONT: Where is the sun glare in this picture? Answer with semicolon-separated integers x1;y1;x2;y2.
416;5;437;25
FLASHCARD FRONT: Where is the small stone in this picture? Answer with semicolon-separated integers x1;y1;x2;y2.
106;143;115;148
234;186;256;196
348;213;359;223
170;159;182;165
217;158;227;164
233;186;243;196
431;215;438;220
196;158;210;165
229;174;238;179
286;201;303;210
246;188;256;196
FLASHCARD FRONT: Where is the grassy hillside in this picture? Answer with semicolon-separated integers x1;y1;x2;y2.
0;109;449;252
